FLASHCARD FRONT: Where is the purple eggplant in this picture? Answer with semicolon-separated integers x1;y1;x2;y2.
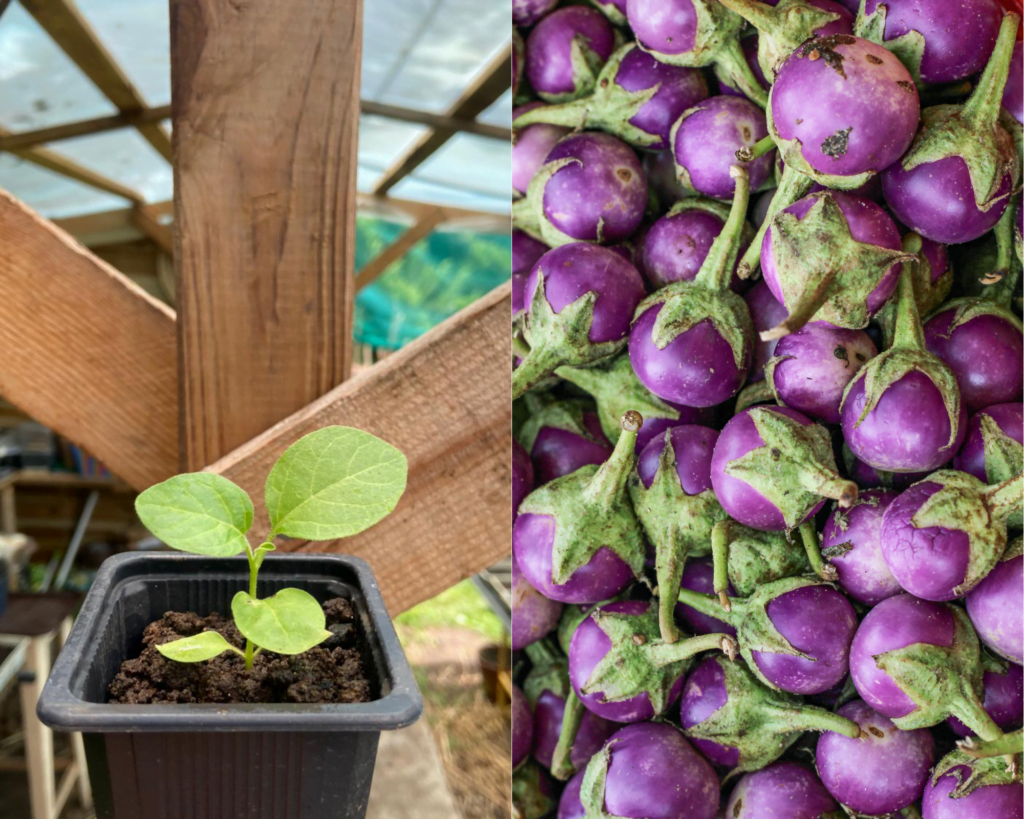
558;771;585;819
514;44;709;150
882;15;1020;244
725;761;839;819
589;0;628;25
629;165;755;407
744;278;789;382
514;0;559;27
880;470;1021;601
513;230;550;278
513;103;571;198
821;488;903;605
677;556;739;637
841;442;930;491
513;682;534;769
513;412;647;604
512;555;563;651
513;438;535;520
816;699;935;816
948;658;1023;737
923;751;1024;819
965;537;1023;664
955;403;1023;492
525;6;618;103
710;405;856;532
513;243;645;398
519;398;614;485
513;132;648;248
678;654;861;774
580;722;719;819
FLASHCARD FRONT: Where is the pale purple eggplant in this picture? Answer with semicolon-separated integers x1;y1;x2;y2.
821;488;902;605
744;278;788;382
513;103;571;198
965;538;1023;664
514;0;560;27
525;6;618;103
955;403;1023;490
923;753;1024;819
726;762;839;819
519;398;614;485
512;554;563;651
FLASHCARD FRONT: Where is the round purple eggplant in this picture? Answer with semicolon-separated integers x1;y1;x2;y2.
948;659;1023;737
678;654;861;774
520;398;613;486
531;688;617;771
513;438;535;520
514;0;559;27
672;95;774;200
880;470;1021;601
512;554;563;651
677;556;738;638
513;683;534;769
922;752;1024;819
557;770;585;819
580;722;719;819
965;538;1023;664
725;761;839;819
955;403;1024;487
514;243;645;398
841;442;930;491
816;699;935;816
514;413;646;604
513;230;549;277
766;321;877;424
881;16;1019;244
744;278;788;382
821;488;902;605
513;103;571;198
525;6;617;103
711;405;856;532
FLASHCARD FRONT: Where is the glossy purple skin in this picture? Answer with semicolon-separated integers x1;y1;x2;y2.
924;308;1024;415
954;403;1024;482
643;148;691;207
966;553;1023;664
525;7;617;99
883;155;1013;245
629;302;751;408
511;554;562;651
842;371;967;473
673;96;774;199
526;242;646;344
678;656;741;767
541;132;648;243
615;48;708;150
772;36;919;177
849;594;955;718
514;513;636;604
770;322;877;424
762;192;902;320
531;689;617;769
558;770;586;819
513;683;534;768
514;0;559;27
726;762;839;819
633;404;714;454
752;584;858;694
514;105;570;197
822;489;902;605
745;279;789;382
569;600;686;722
641;209;747;292
948;663;1024;736
923;763;1024;819
637;425;718;494
677;557;738;637
711;406;825;531
627;0;699;56
919;234;950;281
1005;40;1023;125
718;36;770;99
531;411;613;485
513;230;549;278
599;722;719;819
816;700;935;816
513;439;534;520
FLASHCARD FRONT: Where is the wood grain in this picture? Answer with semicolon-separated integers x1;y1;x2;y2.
355;207;445;291
0;189;178;490
207;283;513;615
171;0;362;470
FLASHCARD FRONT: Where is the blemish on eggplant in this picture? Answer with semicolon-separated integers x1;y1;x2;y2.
822;127;852;159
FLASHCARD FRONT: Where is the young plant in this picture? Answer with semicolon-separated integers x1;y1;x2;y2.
135;426;407;670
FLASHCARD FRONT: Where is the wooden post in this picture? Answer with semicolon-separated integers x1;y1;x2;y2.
171;0;363;470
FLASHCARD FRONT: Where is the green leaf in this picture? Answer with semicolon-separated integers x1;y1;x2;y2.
265;426;407;540
156;631;241;663
135;473;253;557
231;588;332;655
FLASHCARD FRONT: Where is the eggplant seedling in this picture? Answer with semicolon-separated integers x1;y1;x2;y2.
134;427;407;670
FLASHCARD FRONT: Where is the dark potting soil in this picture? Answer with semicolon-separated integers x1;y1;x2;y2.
108;597;372;705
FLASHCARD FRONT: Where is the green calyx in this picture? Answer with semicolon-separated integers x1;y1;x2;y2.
759;192;917;339
513;44;665;149
556;353;682;445
855;0;927;86
933;745;1022;797
710;519;815;604
537;31;620;105
896;14;1021;212
523;640;571;706
978;413;1024;500
513;272;627;399
841;262;963;453
580;739;628;819
737;163;814;279
513;760;559;818
514;157;599;248
680;655;862;777
724;407;857;532
518;412;647;586
517;397;607;454
628;436;729;642
589;0;628;26
875;232;954;348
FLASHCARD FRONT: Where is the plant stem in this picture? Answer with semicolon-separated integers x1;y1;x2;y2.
799;521;837;581
551;689;585;780
676;586;741;625
581;412;642;506
958;728;1023;759
512;346;562;399
695;164;751;293
737;165;814;278
736;134;776;164
646;632;739;666
710;521;734;611
765;701;862;738
734;380;775;413
950;691;1005;742
961;13;1019;129
795;463;858;508
513;96;592;130
891;257;927;352
714;36;769;108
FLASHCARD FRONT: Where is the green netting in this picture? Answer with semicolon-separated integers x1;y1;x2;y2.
354;216;511;350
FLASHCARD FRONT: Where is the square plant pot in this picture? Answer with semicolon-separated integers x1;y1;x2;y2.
38;552;422;819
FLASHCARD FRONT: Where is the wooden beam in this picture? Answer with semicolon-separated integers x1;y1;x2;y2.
355;207;445;291
18;0;173;163
208;282;512;615
360;100;508;141
373;45;513;196
0;106;171;153
130;204;173;256
0;188;178;490
172;0;362;470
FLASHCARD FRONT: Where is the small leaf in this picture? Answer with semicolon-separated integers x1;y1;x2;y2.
265;427;407;540
136;473;253;557
156;631;241;663
231;588;332;655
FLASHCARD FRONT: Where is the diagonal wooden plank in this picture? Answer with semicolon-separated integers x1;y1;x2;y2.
0;106;171;152
0;187;178;490
359;100;508;141
130;204;173;256
208;282;512;615
355;207;445;291
373;45;512;196
18;0;173;162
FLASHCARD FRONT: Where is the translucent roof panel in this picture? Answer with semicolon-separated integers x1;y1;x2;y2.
0;154;128;217
357;114;430;192
47;129;173;203
391;132;509;212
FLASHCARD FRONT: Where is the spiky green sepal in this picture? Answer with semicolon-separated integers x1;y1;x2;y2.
737;164;815;279
977;415;1023;525
589;0;628;26
536;32;616;105
723;407;857;531
518;398;607;454
929;296;1024;336
513;761;560;816
515;158;596;248
580;739;634;819
713;519;812;597
932;747;1021;797
522;641;572;706
875;233;954;348
558;603;599;656
855;0;927;86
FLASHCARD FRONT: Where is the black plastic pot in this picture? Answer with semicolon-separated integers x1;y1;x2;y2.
38;552;422;819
